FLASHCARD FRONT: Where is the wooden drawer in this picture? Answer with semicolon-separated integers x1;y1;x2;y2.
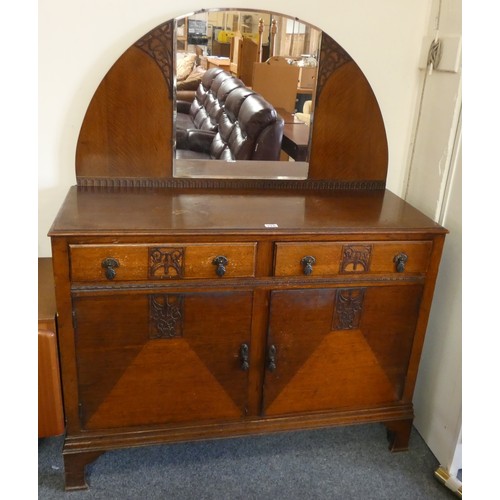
274;241;432;277
70;243;257;281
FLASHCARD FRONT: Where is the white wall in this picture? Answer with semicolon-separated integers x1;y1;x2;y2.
38;0;433;256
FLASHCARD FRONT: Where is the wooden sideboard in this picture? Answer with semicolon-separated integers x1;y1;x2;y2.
46;11;449;491
49;186;446;490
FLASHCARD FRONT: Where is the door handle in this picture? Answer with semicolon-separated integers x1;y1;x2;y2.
239;343;250;371
267;344;277;372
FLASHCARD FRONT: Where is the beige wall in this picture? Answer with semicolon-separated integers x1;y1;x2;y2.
408;0;462;475
38;0;433;256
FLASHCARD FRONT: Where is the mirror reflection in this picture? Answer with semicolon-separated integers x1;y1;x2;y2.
173;10;321;179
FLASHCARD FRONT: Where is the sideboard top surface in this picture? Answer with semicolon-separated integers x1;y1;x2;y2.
49;186;446;237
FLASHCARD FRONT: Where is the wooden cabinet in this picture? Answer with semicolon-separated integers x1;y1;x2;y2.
50;188;446;490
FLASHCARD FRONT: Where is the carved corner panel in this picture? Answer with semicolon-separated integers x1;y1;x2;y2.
315;32;353;100
135;20;174;98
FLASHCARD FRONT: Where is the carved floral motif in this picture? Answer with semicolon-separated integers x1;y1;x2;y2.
340;245;372;273
149;294;184;339
332;288;366;330
149;247;184;279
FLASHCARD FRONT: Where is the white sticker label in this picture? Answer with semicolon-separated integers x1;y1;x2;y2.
264;223;279;228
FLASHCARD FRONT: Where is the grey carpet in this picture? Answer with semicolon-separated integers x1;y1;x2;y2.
38;423;457;499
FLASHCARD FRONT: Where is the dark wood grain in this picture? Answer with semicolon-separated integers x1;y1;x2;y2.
76;45;173;180
309;61;388;181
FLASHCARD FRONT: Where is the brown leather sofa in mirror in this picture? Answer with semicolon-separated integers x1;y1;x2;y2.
176;69;284;161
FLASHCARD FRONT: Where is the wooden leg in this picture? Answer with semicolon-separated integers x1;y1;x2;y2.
63;450;104;490
384;419;413;452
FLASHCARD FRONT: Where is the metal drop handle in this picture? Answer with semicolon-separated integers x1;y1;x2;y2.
102;257;120;280
212;255;229;277
301;256;316;276
393;253;408;273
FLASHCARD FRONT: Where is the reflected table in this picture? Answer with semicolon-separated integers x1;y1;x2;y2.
277;108;310;161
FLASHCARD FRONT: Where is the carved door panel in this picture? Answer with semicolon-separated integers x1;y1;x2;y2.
263;285;423;416
73;291;252;430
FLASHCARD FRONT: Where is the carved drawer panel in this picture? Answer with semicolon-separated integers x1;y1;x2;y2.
69;243;257;282
273;241;432;277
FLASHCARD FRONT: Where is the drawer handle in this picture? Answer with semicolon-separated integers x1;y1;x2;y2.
212;255;228;277
301;256;316;276
393;252;408;273
101;257;120;280
267;345;277;372
239;343;250;371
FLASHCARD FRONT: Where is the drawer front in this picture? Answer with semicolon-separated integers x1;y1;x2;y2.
274;241;432;277
70;243;257;281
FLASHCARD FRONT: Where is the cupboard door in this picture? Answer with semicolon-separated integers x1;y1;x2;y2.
73;291;253;430
263;285;423;416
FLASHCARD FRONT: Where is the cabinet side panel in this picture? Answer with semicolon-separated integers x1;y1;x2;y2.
51;238;81;434
403;234;447;401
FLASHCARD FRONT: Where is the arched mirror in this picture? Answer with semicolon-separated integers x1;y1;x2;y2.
76;8;388;189
173;10;321;180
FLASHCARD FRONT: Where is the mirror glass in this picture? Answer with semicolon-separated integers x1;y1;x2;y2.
173;9;321;179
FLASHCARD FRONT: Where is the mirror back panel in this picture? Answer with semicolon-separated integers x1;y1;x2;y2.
76;22;174;182
76;14;388;189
